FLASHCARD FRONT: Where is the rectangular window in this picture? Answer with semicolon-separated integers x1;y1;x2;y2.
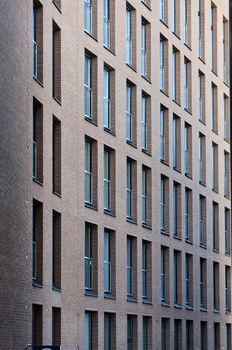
127;315;137;350
160;176;169;233
32;199;43;286
84;0;93;34
199;195;206;247
172;47;180;103
199;133;206;184
33;98;43;183
224;151;230;198
32;304;43;347
142;240;152;301
213;202;219;252
160;0;168;23
225;266;231;312
142;166;151;226
160;36;168;94
184;57;192;112
212;143;218;192
185;254;193;306
104;147;115;214
52;116;61;195
198;71;205;122
161;318;170;350
161;246;169;304
104;229;115;296
85;137;97;208
84;54;93;120
103;67;111;129
141;19;150;79
85;223;98;294
103;0;115;50
223;18;229;83
84;311;98;350
143;316;152;350
172;0;180;35
126;82;137;145
141;93;151;153
33;1;43;82
126;158;137;221
185;188;192;242
198;0;205;60
186;320;194;349
104;313;116;350
226;324;231;350
126;6;136;68
211;84;218;132
173;182;181;238
52;210;61;291
174;319;182;350
173;250;182;306
213;262;220;311
224;94;229;141
52;307;61;346
200;258;207;309
211;3;217;73
127;236;137;299
200;321;208;350
52;21;61;102
173;115;181;171
214;323;220;350
184;0;191;46
225;208;231;255
184;123;192;177
160;106;169;164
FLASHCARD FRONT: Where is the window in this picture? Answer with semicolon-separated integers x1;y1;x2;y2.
126;6;136;67
104;313;116;350
225;266;231;312
198;71;205;122
211;84;218;132
32;304;43;347
126;158;137;221
174;320;182;350
127;236;137;299
224;94;229;141
104;229;115;296
160;0;168;24
161;246;169;304
185;254;193;306
212;143;218;192
211;3;217;72
84;0;93;35
84;311;98;350
141;20;150;79
52;210;61;291
184;58;191;112
185;188;192;242
184;123;192;177
52;307;61;346
199;134;205;184
225;208;230;255
172;47;180;103
52;21;61;102
186;320;194;349
33;1;43;82
199;195;206;247
200;258;207;310
183;0;191;46
173;182;181;238
173;115;181;171
127;315;137;350
143;317;152;350
161;318;170;350
85;223;98;294
141;93;151;153
52;116;61;196
32;199;43;286
142;240;152;301
172;0;180;35
226;324;231;350
198;0;205;60
160;106;169;163
126;82;136;145
104;147;115;214
173;250;182;306
103;0;115;50
223;18;229;83
33;98;43;183
213;262;219;311
103;68;111;129
213;202;219;252
214;323;220;350
224;151;230;198
84;55;93;120
200;321;208;350
160;37;168;94
85;137;97;208
160;176;169;233
142;166;151;226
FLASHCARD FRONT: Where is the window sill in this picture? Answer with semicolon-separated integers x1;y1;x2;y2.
104;126;116;137
184;42;192;51
126;140;137;148
213;309;220;314
160;89;169;98
84;30;98;42
85;202;98;211
172;98;181;107
226;310;231;315
142;148;151;156
224;138;230;144
174;303;182;309
200;307;208;313
211;69;218;77
141;1;151;11
223;80;230;88
32;177;43;186
33;76;44;87
172;31;180;40
85;290;98;297
160;159;169;167
126;62;137;73
53;95;62;106
126;217;137;225
185;173;192;180
185;238;193;245
186;304;194;311
184;107;192;115
161;301;170;307
142;298;152;305
225;252;231;257
173;235;181;241
212;128;218;135
198;56;205;65
200;243;207;249
104;210;116;218
52;286;61;292
53;190;62;198
199;180;206;187
127;296;137;303
173;166;181;173
103;45;115;56
160;19;169;28
32;281;43;288
199;118;206;126
104;293;116;300
84;115;98;126
213;248;219;254
52;1;62;13
142;222;152;230
212;188;218;194
161;229;169;236
141;74;151;84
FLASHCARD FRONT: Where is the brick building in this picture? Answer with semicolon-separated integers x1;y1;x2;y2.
0;0;231;349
